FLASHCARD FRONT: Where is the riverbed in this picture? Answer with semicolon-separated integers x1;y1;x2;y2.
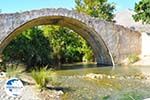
52;65;150;100
1;64;150;100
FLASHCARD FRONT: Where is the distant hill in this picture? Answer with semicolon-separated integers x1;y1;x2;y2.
114;9;150;33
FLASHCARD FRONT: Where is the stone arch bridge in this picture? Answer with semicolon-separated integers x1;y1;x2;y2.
0;8;141;66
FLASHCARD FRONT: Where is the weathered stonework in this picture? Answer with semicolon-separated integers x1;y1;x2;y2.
0;8;141;65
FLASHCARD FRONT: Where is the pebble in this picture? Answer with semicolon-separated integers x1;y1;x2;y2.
0;72;6;78
57;90;64;95
84;73;150;80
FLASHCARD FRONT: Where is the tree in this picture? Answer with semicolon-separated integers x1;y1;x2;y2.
133;0;150;24
3;27;52;68
80;39;94;62
3;25;94;69
42;25;90;67
75;0;115;21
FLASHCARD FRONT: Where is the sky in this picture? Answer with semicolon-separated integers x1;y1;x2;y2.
0;0;139;13
108;0;139;12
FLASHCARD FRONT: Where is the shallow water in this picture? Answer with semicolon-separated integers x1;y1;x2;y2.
53;65;150;100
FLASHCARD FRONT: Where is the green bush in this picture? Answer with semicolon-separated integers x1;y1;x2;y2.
3;26;94;69
31;67;51;89
6;65;24;78
3;27;52;68
128;54;139;64
119;92;143;100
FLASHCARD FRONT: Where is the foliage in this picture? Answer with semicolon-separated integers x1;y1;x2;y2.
6;65;24;78
128;54;139;64
133;0;150;24
3;27;52;68
119;92;143;100
31;67;51;89
102;95;110;100
3;25;94;69
42;25;94;65
81;40;94;62
75;0;115;21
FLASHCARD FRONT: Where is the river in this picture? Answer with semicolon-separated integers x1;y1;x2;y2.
51;64;150;100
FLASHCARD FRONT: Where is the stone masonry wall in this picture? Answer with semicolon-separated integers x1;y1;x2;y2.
0;8;141;65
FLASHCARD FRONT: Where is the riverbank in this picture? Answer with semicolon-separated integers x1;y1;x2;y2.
0;72;63;100
133;56;150;66
1;64;150;100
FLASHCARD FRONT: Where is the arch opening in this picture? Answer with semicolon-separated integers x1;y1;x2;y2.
0;16;113;66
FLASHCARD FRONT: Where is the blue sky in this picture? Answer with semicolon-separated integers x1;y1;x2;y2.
108;0;139;11
0;0;139;13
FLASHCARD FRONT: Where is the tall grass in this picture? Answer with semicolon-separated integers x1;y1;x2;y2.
31;67;51;89
6;65;24;78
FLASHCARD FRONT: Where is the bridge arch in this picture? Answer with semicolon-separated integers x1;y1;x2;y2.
0;13;113;65
0;8;141;65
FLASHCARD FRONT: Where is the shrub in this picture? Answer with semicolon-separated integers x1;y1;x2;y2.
31;67;51;89
128;54;139;64
6;65;24;78
119;92;143;100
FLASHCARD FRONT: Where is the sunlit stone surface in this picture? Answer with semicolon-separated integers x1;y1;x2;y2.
0;8;141;65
